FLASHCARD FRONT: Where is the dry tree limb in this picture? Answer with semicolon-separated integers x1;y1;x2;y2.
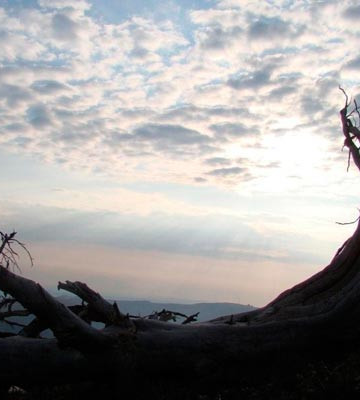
0;297;17;311
0;232;16;257
0;266;118;351
1;215;360;386
57;280;135;330
0;231;33;273
57;280;125;322
2;319;27;329
182;312;200;325
18;304;98;338
148;309;187;322
145;309;199;324
19;317;48;338
0;309;30;320
336;216;360;225
340;87;360;171
339;86;349;106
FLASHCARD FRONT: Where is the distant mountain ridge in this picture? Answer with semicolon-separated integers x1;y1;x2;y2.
0;297;256;334
112;299;256;322
56;295;256;322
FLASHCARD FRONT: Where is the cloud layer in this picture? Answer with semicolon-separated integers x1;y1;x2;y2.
1;0;360;304
1;0;358;188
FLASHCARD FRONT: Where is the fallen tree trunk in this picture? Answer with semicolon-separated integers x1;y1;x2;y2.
1;95;360;392
1;218;360;387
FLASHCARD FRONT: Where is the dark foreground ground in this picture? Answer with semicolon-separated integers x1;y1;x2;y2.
5;341;360;400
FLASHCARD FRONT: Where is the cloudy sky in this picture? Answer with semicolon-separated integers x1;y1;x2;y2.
1;0;360;306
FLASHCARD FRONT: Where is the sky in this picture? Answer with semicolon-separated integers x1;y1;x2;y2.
1;0;360;306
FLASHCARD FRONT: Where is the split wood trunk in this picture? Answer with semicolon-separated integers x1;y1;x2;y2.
1;219;360;387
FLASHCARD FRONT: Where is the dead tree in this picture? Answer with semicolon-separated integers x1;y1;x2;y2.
1;94;360;390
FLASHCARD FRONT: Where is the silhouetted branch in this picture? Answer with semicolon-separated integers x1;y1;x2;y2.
182;312;199;324
336;212;360;225
57;280;135;330
340;88;360;171
145;308;199;324
0;231;33;273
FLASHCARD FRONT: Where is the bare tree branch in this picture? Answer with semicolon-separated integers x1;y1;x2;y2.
340;88;360;171
57;280;135;330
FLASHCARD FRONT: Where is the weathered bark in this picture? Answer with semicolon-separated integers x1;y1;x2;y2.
0;219;360;386
0;267;118;352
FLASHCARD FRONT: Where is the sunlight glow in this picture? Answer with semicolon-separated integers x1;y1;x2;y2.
264;130;327;174
249;130;331;194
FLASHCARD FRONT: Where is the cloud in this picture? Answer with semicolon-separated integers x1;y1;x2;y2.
133;123;210;145
52;13;80;41
0;84;33;107
204;157;232;166
31;80;70;94
259;161;280;169
4;122;28;133
344;55;360;70
197;25;243;50
2;201;321;268
1;203;256;258
0;0;357;189
0;28;47;62
38;0;91;12
267;85;297;100
207;166;247;177
130;46;150;59
103;123;216;159
300;95;324;116
342;4;360;20
158;105;252;123
26;104;53;128
194;177;207;183
7;136;33;148
190;8;241;28
124;16;188;56
210;122;259;138
248;16;299;40
227;67;272;90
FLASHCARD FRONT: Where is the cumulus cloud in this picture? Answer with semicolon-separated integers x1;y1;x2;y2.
133;123;209;145
207;166;248;177
267;85;297;100
158;105;252;124
301;95;324;116
38;0;91;11
26;104;53;128
344;55;360;70
248;17;291;40
204;157;232;166
247;15;304;43
0;84;33;107
210;122;259;139
31;80;70;94
227;67;272;90
342;4;360;20
194;177;207;183
51;13;80;41
197;25;243;50
102;123;216;160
